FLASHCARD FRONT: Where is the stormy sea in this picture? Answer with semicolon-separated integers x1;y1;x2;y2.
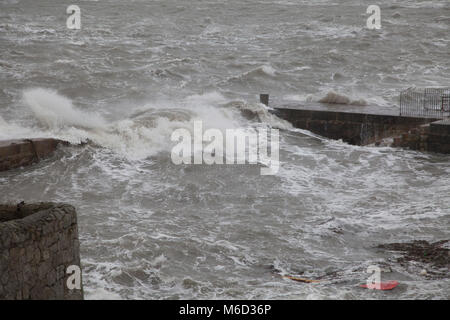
0;0;449;299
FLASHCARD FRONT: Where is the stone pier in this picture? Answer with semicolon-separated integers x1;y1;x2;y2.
0;138;66;172
272;102;450;154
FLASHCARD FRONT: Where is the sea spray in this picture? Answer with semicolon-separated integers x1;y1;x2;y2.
284;91;369;106
318;91;367;106
20;89;293;161
23;88;107;130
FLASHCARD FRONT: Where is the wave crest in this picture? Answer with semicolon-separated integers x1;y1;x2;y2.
318;91;367;106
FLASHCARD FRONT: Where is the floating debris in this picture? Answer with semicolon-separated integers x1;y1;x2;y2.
283;275;321;283
360;280;399;291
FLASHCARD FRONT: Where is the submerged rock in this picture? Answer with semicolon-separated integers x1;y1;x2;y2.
377;240;449;278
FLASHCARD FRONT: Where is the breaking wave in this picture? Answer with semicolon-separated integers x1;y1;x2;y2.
24;88;107;130
224;100;294;130
15;88;293;160
318;91;368;106
285;91;369;106
227;65;277;82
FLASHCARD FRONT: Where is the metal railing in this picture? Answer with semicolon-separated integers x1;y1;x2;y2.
400;87;450;118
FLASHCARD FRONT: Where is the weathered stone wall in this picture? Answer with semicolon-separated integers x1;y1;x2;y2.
0;203;83;300
0;139;65;172
427;119;450;154
391;119;450;154
392;124;430;151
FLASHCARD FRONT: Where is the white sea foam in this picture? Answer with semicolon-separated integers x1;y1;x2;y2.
20;89;192;159
0;114;45;140
230;100;294;130
318;91;367;106
23;88;107;130
284;91;369;106
228;64;277;82
20;88;291;160
86;288;123;300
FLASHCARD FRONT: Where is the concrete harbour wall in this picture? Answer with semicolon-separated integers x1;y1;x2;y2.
273;104;450;154
274;107;439;145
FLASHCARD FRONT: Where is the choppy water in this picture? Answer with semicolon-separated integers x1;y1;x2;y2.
0;0;449;299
